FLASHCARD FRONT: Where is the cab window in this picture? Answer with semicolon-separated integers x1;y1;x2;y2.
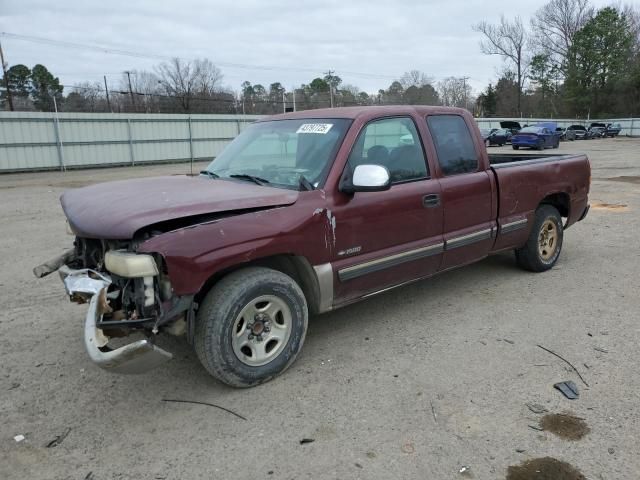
427;115;479;176
347;117;428;184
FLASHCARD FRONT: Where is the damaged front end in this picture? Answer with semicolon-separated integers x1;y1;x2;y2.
36;237;193;374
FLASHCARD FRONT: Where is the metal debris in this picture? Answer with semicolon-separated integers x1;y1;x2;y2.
299;438;315;445
554;380;579;400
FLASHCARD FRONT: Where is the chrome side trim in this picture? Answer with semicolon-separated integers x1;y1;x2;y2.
338;243;444;282
500;218;528;234
313;263;334;313
445;228;492;250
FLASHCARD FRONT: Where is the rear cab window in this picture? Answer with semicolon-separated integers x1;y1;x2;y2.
426;115;479;176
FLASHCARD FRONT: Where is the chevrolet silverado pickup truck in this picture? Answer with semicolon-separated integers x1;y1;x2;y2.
35;106;591;387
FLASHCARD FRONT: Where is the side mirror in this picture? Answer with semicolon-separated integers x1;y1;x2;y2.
340;164;391;194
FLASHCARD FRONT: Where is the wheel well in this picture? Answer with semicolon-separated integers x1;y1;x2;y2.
195;254;321;315
540;192;569;218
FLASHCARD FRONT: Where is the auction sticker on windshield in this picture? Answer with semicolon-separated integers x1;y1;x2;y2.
296;123;333;134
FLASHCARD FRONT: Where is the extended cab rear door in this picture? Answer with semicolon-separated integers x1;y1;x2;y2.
424;114;496;270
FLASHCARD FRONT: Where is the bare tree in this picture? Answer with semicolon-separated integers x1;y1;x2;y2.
621;2;640;44
473;16;528;113
118;70;161;112
65;82;106;112
530;0;594;65
155;58;223;112
438;77;472;109
400;70;433;89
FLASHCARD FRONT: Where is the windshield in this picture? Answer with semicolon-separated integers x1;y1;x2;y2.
204;118;351;190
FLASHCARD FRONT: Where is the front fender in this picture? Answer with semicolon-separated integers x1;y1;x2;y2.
137;200;334;296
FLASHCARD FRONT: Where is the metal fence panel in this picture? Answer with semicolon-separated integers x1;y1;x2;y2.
0;112;637;173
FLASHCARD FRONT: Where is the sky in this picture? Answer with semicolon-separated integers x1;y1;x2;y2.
0;0;615;95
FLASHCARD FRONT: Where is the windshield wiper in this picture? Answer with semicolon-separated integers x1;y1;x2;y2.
229;174;270;186
298;175;315;191
199;170;219;179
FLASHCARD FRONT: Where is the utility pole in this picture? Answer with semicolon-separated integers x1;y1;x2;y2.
282;90;286;113
324;70;335;108
103;75;112;113
0;40;14;111
124;71;136;112
292;86;296;112
461;76;470;110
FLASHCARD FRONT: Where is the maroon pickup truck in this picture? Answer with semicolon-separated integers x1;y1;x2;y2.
35;106;590;387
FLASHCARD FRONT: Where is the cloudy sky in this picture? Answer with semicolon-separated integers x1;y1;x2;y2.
1;0;613;95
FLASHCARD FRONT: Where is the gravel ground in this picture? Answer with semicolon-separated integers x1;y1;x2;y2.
1;138;639;480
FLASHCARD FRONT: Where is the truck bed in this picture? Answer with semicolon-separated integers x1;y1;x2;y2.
488;152;591;239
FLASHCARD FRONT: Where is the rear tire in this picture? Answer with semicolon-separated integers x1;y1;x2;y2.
515;205;563;272
194;267;308;387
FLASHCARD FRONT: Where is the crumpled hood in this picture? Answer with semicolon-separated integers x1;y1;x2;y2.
61;175;298;239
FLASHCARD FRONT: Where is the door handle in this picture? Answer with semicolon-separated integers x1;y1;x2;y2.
422;194;440;208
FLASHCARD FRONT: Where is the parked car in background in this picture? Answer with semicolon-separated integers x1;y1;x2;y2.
589;126;606;138
500;120;522;136
606;123;622;137
481;128;512;147
567;125;589;140
491;128;513;145
512;125;560;150
557;127;577;141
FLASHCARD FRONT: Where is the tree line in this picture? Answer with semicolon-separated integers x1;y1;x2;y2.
474;0;640;118
1;0;638;118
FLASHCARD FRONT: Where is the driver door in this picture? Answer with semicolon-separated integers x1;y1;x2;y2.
331;116;444;304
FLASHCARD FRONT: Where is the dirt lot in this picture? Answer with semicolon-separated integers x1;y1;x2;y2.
1;138;639;480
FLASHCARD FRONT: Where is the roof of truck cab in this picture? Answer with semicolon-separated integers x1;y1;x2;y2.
260;105;471;122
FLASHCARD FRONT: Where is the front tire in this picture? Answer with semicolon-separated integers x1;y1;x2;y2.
513;145;520;150
194;267;308;387
515;205;564;272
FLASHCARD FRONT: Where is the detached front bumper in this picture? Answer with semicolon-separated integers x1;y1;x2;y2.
59;266;172;374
